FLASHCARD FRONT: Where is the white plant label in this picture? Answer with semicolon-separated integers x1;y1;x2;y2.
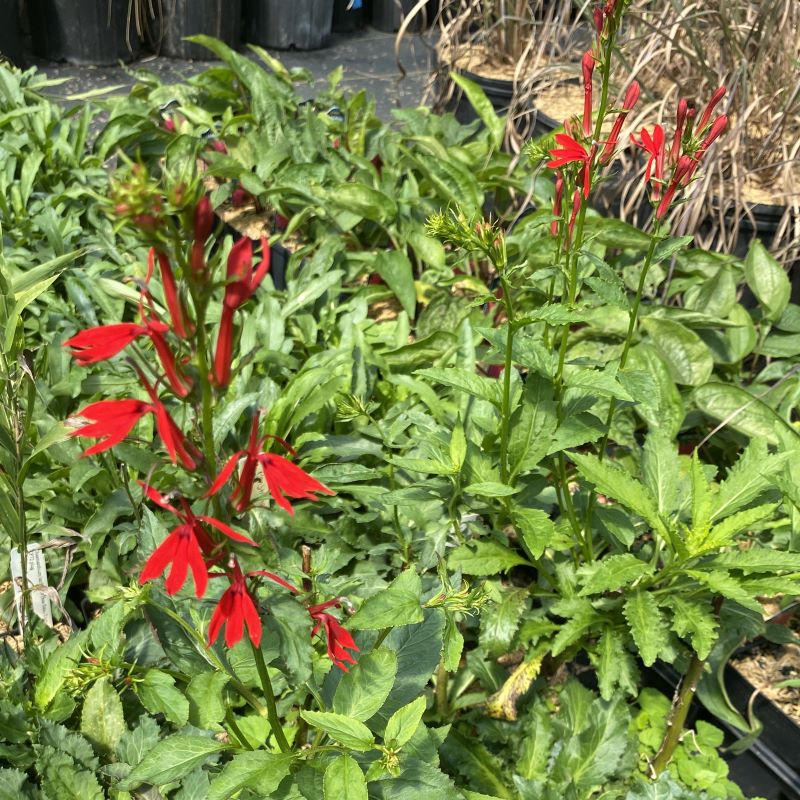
10;545;53;629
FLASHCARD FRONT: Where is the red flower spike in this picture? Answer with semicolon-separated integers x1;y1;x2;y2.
206;414;334;514
582;51;595;137
696;86;726;133
696;114;728;161
138;373;199;469
70;399;151;456
224;237;271;310
599;81;640;165
191;196;215;274
213;305;236;388
308;599;359;672
670;98;689;164
150;249;193;338
208;562;262;647
631;124;666;200
547;133;590;170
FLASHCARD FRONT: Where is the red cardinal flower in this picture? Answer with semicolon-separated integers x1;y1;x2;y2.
208;562;263;647
206;414;334;514
599;81;640;164
582;51;595;136
551;171;564;236
670;98;689;164
148;248;193;339
139;484;254;597
547;133;593;198
70;376;198;468
65;311;192;398
631;124;666;199
308;598;359;671
696;86;726;134
212;237;270;387
655;155;696;220
191;196;215;274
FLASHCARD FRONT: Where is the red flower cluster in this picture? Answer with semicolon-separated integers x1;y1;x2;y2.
64;195;351;670
632;87;728;218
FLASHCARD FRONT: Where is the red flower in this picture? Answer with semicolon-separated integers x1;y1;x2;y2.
551;171;564;236
696;86;726;134
191;196;214;274
582;51;595;137
655;155;696;220
139;484;254;597
670;98;689;164
208;562;263;647
547;134;593;199
206;414;334;514
308;598;359;671
65;311;192;398
696;114;728;162
599;81;640;164
70;376;198;468
631;124;666;198
212;237;270;387
148;248;193;339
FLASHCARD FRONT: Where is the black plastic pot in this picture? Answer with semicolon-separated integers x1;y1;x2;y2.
243;0;333;50
0;0;22;66
646;661;800;800
371;0;435;33
28;0;137;65
158;0;241;60
333;0;364;32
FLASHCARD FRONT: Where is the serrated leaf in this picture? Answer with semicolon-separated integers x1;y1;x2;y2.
186;672;228;728
685;570;762;612
323;754;367;800
119;735;228;790
333;649;398;721
80;678;125;754
384;695;427;748
701;503;779;552
440;728;515;799
486;657;542;721
300;711;375;751
450;419;467;470
507;374;557;478
688;452;713;553
207;752;293;800
642;430;680;516
623;592;668;666
513;507;555;559
448;540;530;575
349;570;423;630
415;367;502;405
463;481;519;497
578;554;654;596
551;599;601;657
480;588;527;656
571;452;671;544
593;628;639;699
699;549;800;574
661;596;719;659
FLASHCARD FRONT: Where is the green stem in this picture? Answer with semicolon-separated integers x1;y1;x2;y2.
225;706;255;750
498;278;516;485
251;638;291;753
651;651;705;775
192;298;217;474
435;659;449;718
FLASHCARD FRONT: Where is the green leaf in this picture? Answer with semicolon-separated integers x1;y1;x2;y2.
119;735;228;790
652;235;695;264
330;182;397;223
186;672;228;728
702;503;779;552
640;317;714;386
463;481;519;497
264;594;315;684
578;554;654;596
743;239;790;321
207;752;293;800
571;452;671;543
694;382;795;446
440;728;515;798
450;72;505;149
333;649;398;721
384;695;427;748
551;598;601;656
481;588;527;657
517;705;554;780
450;418;467;470
661;596;718;659
415;367;502;405
514;507;555;559
349;570;423;630
137;669;190;727
80;678;125;754
448;540;530;575
35;629;89;710
507;374;557;478
684;267;737;318
685;570;762;612
300;711;375;751
688;451;713;552
623;592;668;666
593;628;639;700
323;754;367;800
700;549;800;574
374;250;417;318
625;345;684;438
642;430;680;516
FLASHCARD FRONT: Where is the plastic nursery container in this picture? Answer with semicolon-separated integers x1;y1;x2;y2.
371;0;435;33
243;0;334;50
159;0;242;60
28;0;137;65
333;0;365;32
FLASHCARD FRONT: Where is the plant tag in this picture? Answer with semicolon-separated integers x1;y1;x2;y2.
10;545;53;629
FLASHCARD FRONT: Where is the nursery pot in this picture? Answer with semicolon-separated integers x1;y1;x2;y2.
158;0;241;60
28;0;137;65
0;0;23;66
243;0;333;50
371;0;435;33
333;0;365;32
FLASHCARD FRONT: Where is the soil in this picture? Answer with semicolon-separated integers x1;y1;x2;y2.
731;640;800;726
447;43;526;83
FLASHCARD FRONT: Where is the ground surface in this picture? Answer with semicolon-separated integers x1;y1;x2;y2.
26;25;435;119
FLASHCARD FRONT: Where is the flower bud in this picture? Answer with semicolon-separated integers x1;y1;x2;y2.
582;51;595;137
696;86;726;133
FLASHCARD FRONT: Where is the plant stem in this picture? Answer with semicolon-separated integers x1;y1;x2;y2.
499;277;516;485
225;706;255;750
651;651;706;775
250;638;291;753
192;298;217;474
435;659;449;718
